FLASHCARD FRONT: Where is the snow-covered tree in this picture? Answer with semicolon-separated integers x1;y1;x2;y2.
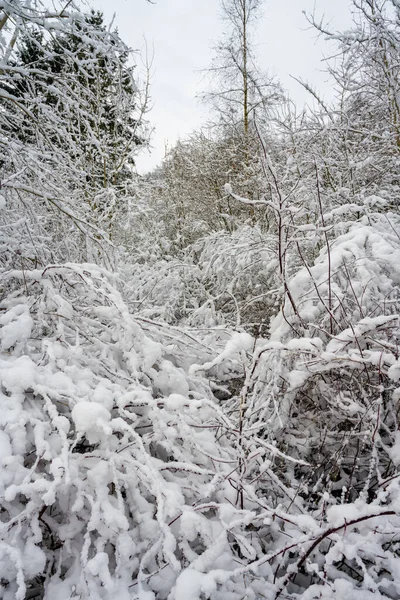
0;0;149;265
203;0;281;136
2;0;400;598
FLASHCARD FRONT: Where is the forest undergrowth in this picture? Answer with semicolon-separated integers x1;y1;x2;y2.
1;1;400;599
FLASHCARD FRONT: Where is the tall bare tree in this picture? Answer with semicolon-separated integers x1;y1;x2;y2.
203;0;281;136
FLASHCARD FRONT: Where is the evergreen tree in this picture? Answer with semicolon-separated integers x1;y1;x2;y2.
13;10;145;195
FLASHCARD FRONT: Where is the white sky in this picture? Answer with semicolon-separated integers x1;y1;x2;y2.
92;0;354;173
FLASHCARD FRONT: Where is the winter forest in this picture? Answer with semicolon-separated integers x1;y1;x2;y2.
0;0;400;598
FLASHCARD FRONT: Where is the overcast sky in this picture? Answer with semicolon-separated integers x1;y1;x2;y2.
92;0;354;173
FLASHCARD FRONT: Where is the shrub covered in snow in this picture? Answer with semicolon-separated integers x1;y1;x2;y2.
0;265;243;599
2;0;400;599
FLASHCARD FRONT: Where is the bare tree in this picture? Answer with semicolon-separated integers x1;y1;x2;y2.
203;0;282;137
